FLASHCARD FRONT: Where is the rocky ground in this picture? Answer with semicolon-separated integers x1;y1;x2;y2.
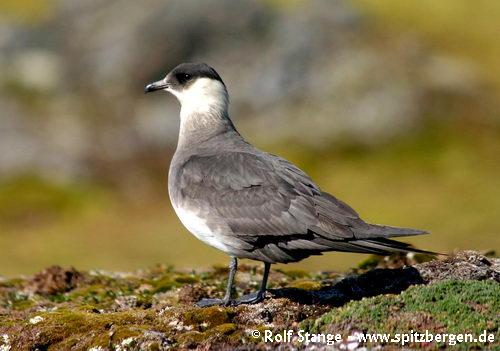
0;251;498;350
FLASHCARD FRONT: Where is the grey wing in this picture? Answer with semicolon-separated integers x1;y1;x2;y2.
176;152;428;263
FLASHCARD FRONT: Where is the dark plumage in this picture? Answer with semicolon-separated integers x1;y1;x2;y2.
146;63;432;307
170;146;428;264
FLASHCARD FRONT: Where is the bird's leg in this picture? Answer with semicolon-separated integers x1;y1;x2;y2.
196;256;237;307
234;262;271;305
222;256;238;303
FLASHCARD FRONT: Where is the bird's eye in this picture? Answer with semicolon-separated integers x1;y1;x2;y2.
176;73;192;84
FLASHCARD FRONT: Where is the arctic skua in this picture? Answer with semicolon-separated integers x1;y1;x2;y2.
145;62;431;307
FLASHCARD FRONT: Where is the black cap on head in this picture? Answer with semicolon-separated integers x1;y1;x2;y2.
145;63;224;93
170;63;224;85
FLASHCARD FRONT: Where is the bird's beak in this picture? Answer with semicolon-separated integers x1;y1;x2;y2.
144;79;170;93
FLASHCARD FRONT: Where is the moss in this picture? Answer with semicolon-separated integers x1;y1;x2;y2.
176;331;206;347
0;317;17;328
1;291;34;310
307;280;499;349
150;276;182;294
176;323;237;348
397;280;498;334
1;253;497;349
0;278;25;288
211;323;237;335
15;308;158;350
173;274;199;284
61;274;155;310
65;285;118;308
112;326;146;343
183;306;231;329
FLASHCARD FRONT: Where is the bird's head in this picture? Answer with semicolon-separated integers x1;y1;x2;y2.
145;63;228;116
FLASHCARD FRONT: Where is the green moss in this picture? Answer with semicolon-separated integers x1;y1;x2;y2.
1;255;497;349
177;331;206;347
176;323;237;348
65;285;117;308
183;306;231;329
23;308;157;350
0;278;25;288
62;274;154;309
112;326;145;342
398;280;498;334
146;271;199;293
211;323;237;335
151;280;177;294
10;298;35;310
307;280;499;349
0;317;17;328
174;274;199;284
0;290;34;311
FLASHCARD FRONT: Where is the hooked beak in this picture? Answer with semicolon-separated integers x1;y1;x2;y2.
144;79;170;93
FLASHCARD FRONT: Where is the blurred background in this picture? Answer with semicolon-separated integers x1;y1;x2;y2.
0;0;499;277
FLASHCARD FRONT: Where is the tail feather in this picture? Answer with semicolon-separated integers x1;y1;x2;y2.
356;223;429;239
350;237;437;255
348;223;436;255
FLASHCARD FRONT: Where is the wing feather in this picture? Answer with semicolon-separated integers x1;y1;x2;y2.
173;151;427;263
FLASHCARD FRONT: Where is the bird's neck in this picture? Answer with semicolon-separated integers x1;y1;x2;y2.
175;80;242;150
177;107;238;149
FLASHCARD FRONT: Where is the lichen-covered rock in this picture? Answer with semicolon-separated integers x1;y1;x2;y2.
415;250;499;283
0;251;497;350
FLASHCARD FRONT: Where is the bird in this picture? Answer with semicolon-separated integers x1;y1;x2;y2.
145;62;431;307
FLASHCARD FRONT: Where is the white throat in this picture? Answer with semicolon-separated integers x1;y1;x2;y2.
169;78;232;147
169;78;228;120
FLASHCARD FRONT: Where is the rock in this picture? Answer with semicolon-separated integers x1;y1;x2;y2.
416;250;500;283
0;251;497;350
26;265;83;295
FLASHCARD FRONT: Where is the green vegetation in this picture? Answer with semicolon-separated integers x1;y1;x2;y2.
307;280;498;349
0;252;497;350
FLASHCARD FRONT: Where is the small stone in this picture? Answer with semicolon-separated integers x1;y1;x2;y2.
0;334;11;351
114;295;138;311
29;316;44;324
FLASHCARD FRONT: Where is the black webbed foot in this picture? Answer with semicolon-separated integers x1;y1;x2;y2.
233;291;266;305
196;260;270;307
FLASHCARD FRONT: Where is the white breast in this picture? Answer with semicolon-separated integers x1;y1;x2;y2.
173;205;229;253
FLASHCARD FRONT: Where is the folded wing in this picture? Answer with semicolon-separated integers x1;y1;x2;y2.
176;151;429;263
